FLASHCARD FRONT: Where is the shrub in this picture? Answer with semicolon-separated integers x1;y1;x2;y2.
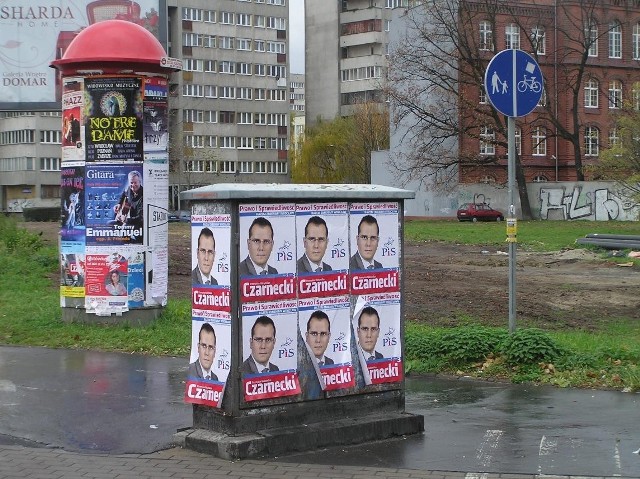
501;328;563;364
434;326;507;362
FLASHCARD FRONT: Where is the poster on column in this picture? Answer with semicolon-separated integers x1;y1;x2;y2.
298;295;354;391
352;292;403;386
295;203;349;299
349;202;400;296
190;214;232;287
60;250;85;303
241;300;301;402
84;249;132;314
61;77;84;163
238;203;297;304
145;158;169;305
60;162;85;243
185;317;231;408
84;76;143;162
84;163;144;246
142;77;168;153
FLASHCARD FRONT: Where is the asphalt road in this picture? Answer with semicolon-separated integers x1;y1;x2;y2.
0;345;638;476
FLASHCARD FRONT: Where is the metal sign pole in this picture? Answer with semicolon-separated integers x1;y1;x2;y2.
507;116;516;334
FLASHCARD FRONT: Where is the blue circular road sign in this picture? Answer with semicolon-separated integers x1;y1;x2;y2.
484;49;543;118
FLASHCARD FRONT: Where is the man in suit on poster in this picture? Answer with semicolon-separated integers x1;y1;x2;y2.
241;316;279;375
305;310;334;367
239;217;279;276
188;323;219;381
350;215;383;270
192;227;219;285
357;306;384;362
297;216;332;273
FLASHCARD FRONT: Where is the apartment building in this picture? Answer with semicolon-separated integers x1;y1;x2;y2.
289;73;305;153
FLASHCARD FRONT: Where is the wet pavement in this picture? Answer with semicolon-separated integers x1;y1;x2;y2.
1;345;639;477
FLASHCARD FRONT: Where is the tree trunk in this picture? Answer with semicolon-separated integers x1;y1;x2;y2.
515;155;533;220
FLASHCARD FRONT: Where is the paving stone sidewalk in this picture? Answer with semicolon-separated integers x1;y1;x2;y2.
2;444;639;479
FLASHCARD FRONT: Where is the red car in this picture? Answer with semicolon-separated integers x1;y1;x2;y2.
457;203;504;222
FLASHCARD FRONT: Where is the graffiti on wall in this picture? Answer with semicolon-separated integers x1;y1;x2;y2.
7;199;35;213
539;186;639;221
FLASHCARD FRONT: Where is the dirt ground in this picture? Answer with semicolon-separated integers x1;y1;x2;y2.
25;221;640;330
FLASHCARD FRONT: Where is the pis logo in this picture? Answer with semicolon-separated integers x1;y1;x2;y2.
278;336;295;358
332;332;348;352
381;237;396;257
217;252;229;272
331;238;346;258
382;327;397;347
217;349;230;370
277;240;293;261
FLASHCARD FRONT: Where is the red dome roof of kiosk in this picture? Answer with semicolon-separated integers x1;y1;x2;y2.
51;20;180;73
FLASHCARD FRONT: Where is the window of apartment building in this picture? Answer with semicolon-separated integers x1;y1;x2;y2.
40;111;60;117
207;136;217;148
237;13;251;26
293;104;305;111
584;126;599;156
41;184;61;199
479;126;495;155
220;11;235;24
238;137;253;149
531;26;545;55
183;7;202;21
219;86;235;98
220;136;236;148
267;0;286;5
255;15;266;28
479;21;493;51
269;161;288;174
267;16;286;30
532;127;546;156
255;113;267;125
385;20;391;32
609;21;622;59
267;41;286;53
608;80;622;109
255;137;267;149
255;161;267;172
183;33;202;47
584;79;599;108
183;83;204;97
220;111;236;123
255;88;267;100
609;127;620;147
40;157;60;171
254;64;266;76
255;40;266;52
586;20;598;57
237;87;252;99
203;35;216;48
267;65;286;78
205;110;218;123
203;10;215;23
268;89;286;101
219;36;234;49
505;24;520;49
239;161;253;173
267;113;287;126
237;38;252;51
184;58;203;72
184;135;205;148
204;60;216;72
204;85;217;98
238;112;253;124
479;84;487;104
385;0;408;7
41;130;61;144
220;161;236;173
219;60;236;74
184;109;204;123
634;23;640;59
185;160;205;172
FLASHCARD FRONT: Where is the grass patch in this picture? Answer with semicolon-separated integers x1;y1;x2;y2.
405;219;640;252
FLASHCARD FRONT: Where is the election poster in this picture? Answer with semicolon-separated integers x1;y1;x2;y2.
84;164;144;246
84;249;131;314
241;300;301;402
61;77;84;162
295;203;349;299
298;296;355;391
352;292;403;386
185;318;231;409
190;214;232;287
238;203;297;304
84;76;144;162
60;162;85;243
143;77;168;153
349;202;400;296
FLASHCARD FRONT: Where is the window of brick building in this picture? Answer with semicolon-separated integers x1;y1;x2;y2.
609;21;622;59
608;80;622;109
584;79;599;108
505;24;520;49
584;126;599;156
479;21;493;50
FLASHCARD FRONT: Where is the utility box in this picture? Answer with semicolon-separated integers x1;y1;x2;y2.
51;20;180;325
180;183;424;459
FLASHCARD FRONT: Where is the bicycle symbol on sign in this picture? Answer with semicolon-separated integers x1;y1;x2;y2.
517;75;542;93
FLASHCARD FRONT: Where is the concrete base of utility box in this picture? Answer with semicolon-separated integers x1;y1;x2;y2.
176;411;424;460
61;306;163;327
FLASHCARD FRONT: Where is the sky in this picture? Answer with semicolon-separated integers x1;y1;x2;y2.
289;0;304;74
